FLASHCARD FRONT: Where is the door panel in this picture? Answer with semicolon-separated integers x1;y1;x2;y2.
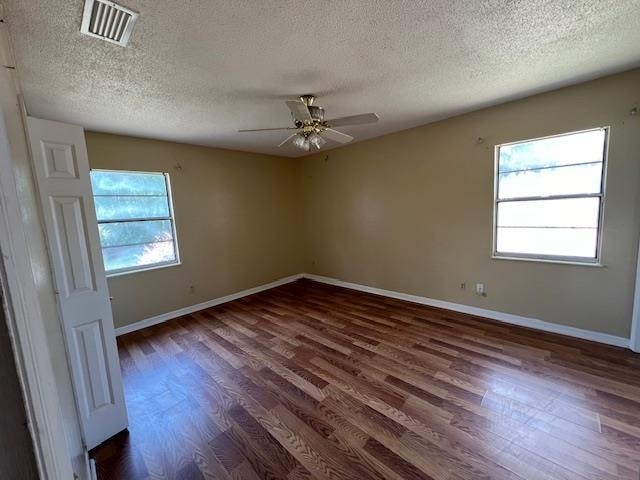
72;319;114;412
41;141;79;178
49;196;96;296
27;116;127;449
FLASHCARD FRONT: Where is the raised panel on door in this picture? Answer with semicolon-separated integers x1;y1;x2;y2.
71;319;114;416
41;141;79;179
48;196;96;298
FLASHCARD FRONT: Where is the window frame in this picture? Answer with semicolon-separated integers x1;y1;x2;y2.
491;127;609;266
90;168;181;277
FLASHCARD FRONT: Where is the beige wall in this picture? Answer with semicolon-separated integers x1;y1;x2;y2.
299;69;640;338
86;133;303;328
87;69;640;338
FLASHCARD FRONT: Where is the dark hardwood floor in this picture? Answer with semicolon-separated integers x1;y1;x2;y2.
91;279;640;480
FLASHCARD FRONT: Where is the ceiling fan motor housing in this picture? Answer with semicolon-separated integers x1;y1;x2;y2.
293;105;324;126
308;106;324;121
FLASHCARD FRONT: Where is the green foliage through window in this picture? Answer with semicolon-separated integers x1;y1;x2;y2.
91;170;178;273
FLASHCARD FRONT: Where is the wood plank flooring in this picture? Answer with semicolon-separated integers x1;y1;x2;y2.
91;279;640;480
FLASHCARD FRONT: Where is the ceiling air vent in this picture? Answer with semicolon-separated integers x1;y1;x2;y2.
80;0;138;46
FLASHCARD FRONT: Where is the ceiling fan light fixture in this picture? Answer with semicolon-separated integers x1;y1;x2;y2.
308;132;326;150
292;134;310;151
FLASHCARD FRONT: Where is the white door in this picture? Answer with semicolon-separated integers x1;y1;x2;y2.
26;116;128;449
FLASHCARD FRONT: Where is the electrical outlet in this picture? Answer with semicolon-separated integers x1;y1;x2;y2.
460;282;466;290
189;285;196;294
475;283;486;296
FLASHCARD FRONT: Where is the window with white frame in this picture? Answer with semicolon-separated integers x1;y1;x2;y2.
90;169;179;275
493;128;608;263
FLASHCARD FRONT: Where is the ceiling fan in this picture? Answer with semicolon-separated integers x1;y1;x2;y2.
238;95;379;152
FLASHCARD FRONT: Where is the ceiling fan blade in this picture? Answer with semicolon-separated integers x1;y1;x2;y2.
285;100;312;122
322;128;354;144
238;127;297;132
326;113;379;127
278;133;298;147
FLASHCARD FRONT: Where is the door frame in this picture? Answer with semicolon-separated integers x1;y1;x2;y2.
0;102;76;480
0;17;76;479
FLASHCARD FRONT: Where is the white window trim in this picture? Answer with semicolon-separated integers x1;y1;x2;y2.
106;258;182;278
491;127;610;266
91;168;181;277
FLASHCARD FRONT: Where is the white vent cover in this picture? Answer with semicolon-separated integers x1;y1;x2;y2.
80;0;138;46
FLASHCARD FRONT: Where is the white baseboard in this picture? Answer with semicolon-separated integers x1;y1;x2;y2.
303;273;630;349
114;271;630;349
114;274;303;336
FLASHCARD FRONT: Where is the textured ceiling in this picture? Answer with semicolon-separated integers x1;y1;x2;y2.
5;0;640;157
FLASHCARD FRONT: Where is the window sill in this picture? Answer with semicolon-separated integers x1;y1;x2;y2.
491;255;604;268
106;260;181;278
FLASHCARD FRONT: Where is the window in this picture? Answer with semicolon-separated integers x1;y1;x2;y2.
493;128;608;264
90;170;179;275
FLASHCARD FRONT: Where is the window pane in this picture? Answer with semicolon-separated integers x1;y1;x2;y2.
102;241;176;272
98;220;173;248
498;129;605;173
94;196;170;221
496;227;597;258
91;171;167;196
91;170;178;274
498;162;603;199
497;197;600;228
